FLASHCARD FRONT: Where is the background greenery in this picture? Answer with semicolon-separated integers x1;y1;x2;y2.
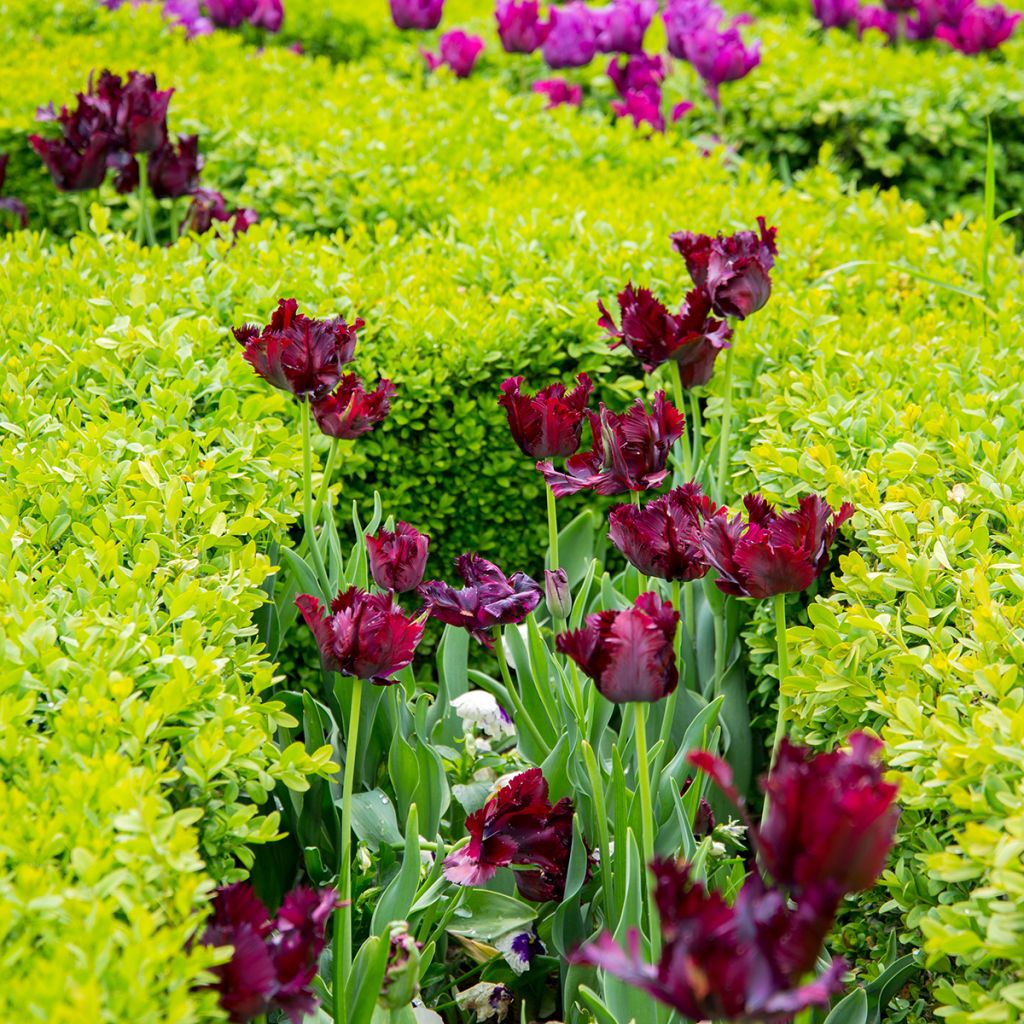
1;0;1023;1020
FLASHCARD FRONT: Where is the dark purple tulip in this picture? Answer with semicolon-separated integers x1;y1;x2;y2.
147;134;202;199
182;187;258;235
311;374;395;439
296;588;425;683
936;1;1020;50
557;591;680;703
423;30;485;77
444;768;584;902
856;5;899;36
0;155;28;228
268;888;337;1022
670;217;778;320
496;0;551;52
390;0;444;29
598;283;733;380
607;53;665;102
701;493;854;599
596;0;659;52
758;733;900;896
30;132;114;191
572;860;846;1021
811;0;859;28
533;78;584;107
538;392;685;497
673;287;733;387
200;883;339;1024
232;298;362;400
367;522;430;593
611;89;665;132
498;373;594;459
542;2;600;67
119;71;173;154
609;483;724;581
417;553;542;648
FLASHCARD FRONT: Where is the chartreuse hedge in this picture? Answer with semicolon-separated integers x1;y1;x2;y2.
1;0;1023;229
2;4;1024;1022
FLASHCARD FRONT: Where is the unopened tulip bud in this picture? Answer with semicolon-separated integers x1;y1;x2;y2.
379;922;423;1010
544;568;572;621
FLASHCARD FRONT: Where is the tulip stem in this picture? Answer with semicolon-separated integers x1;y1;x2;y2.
169;197;181;242
689;392;703;476
136;154;158;248
634;702;660;957
545;485;559;571
768;593;790;770
335;675;363;1024
315;438;341;521
495;628;550;755
75;195;90;236
581;739;616;925
715;344;735;504
301;398;331;597
672;365;692;480
713;612;727;699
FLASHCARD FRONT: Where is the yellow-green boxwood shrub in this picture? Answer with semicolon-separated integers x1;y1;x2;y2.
2;2;1024;1021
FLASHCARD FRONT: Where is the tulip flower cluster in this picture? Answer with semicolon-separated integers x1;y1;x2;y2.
101;0;283;36
0;154;28;229
664;0;761;109
813;0;1019;50
233;298;393;438
573;734;899;1019
31;69;256;241
199;883;338;1023
212;209;893;1024
607;53;694;133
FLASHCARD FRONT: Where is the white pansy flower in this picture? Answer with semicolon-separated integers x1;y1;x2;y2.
452;690;515;738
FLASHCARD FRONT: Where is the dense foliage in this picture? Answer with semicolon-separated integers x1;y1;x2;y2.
1;0;1023;1020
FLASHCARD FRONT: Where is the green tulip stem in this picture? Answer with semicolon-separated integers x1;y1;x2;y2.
136;154;158;248
713;611;727;700
581;739;616;924
169;198;182;243
315;437;341;522
715;343;735;504
672;365;693;480
335;674;363;1024
689;392;703;476
634;701;660;956
769;592;790;770
76;195;90;236
300;399;331;598
546;485;559;571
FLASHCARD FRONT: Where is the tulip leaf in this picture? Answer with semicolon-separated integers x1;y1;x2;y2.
558;508;599;587
347;932;392;1024
350;789;403;851
279;546;323;603
549;814;590;957
865;954;920;1022
372;804;420;934
823;985;869;1024
570;557;598;630
447;889;537;943
577;985;620;1024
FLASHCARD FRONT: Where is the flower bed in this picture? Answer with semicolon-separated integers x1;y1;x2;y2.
1;1;1023;1022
